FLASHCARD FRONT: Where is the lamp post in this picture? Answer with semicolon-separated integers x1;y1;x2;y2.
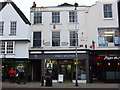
74;2;78;86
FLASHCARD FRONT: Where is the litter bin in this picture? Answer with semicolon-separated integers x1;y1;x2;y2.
45;76;52;86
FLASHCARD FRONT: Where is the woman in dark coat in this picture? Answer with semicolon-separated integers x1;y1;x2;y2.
18;70;26;84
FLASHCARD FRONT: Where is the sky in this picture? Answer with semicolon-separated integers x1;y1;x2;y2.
1;0;98;20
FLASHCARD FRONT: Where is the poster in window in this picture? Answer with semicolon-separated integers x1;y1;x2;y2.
98;30;105;46
114;30;120;45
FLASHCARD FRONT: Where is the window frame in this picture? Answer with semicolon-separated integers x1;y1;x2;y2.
0;41;15;54
33;32;42;47
0;21;4;36
98;28;119;47
103;4;113;18
69;30;78;46
52;12;60;24
52;31;60;46
34;12;42;24
69;11;77;23
10;21;17;35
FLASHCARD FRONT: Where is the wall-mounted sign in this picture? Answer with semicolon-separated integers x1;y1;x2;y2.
104;56;120;60
55;55;75;58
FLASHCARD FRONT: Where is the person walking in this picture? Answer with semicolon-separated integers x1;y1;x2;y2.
18;70;26;84
8;68;15;83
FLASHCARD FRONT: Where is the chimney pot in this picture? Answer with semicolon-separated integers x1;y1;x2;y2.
32;2;36;7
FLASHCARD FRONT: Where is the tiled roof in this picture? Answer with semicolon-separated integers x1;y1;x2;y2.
0;1;30;25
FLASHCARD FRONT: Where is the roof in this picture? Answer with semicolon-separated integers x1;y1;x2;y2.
58;3;74;7
0;1;30;25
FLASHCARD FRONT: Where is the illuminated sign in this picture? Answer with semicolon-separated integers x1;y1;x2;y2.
47;63;53;69
104;56;120;60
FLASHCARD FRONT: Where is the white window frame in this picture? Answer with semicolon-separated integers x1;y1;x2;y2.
0;21;4;36
103;4;112;18
69;11;77;23
52;12;60;24
10;21;17;35
33;32;42;47
52;31;60;46
0;41;15;54
34;12;42;24
98;28;119;47
69;30;78;46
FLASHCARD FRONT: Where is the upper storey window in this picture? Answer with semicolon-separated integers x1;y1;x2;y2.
69;11;77;23
10;21;17;35
0;21;4;36
52;12;60;23
103;4;112;18
34;12;42;24
98;29;120;47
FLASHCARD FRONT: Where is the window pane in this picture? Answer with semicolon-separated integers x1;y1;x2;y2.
52;12;60;23
98;29;119;47
33;32;41;47
34;13;42;24
103;4;112;18
69;11;77;23
0;41;5;54
70;31;78;46
52;31;60;46
10;22;17;35
7;42;14;54
0;22;4;35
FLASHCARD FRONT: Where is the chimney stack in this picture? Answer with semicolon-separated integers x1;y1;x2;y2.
32;2;36;8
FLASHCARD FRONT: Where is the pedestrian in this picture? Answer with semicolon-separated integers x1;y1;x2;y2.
15;69;19;83
18;70;26;84
8;68;15;83
41;76;45;86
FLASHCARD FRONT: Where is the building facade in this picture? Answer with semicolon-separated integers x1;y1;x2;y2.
29;0;120;83
0;0;30;81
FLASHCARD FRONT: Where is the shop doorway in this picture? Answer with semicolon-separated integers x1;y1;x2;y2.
58;60;73;82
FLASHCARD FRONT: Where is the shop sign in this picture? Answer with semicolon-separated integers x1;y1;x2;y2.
55;55;75;58
47;63;53;69
58;74;64;83
104;56;120;60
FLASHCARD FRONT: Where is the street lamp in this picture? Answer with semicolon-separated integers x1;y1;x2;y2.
74;2;78;86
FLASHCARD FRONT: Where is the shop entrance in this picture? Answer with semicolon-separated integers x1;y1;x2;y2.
90;56;120;83
58;60;73;82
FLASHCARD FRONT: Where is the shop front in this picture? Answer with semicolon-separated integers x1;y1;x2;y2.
89;50;120;83
2;59;31;82
29;50;90;83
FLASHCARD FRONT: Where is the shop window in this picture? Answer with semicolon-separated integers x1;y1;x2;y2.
98;29;120;47
73;59;86;80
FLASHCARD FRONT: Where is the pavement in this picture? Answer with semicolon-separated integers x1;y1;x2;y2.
2;81;120;89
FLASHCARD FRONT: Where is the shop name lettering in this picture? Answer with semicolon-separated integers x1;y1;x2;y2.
104;56;120;60
55;55;75;58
